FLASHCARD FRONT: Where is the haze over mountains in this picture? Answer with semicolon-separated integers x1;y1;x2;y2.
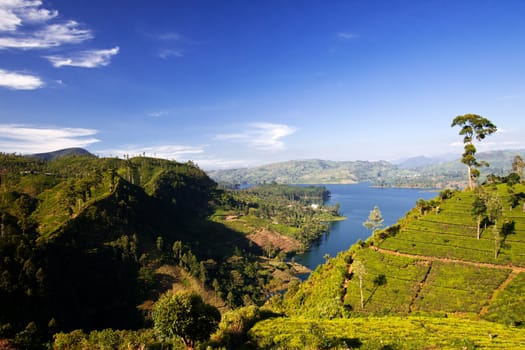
208;149;525;188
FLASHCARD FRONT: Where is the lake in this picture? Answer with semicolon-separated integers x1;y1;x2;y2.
295;183;438;271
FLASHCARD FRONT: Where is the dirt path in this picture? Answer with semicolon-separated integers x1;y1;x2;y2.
479;270;519;316
372;246;525;273
408;261;432;313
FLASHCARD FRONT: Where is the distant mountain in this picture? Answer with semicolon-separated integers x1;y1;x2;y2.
208;159;418;186
209;150;525;188
30;147;95;161
393;155;456;169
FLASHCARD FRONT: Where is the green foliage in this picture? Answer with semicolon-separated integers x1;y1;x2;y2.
212;305;280;349
215;184;344;251
280;181;525;331
53;328;160;350
248;316;525;349
152;291;221;348
451;114;497;189
363;206;384;232
413;262;509;314
0;153;244;345
379;184;525;266
344;248;429;314
280;250;352;318
483;272;525;326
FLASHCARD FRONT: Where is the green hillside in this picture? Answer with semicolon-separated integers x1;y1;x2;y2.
255;181;525;349
1;152;346;349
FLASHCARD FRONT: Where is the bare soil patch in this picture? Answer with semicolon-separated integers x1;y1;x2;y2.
248;228;302;253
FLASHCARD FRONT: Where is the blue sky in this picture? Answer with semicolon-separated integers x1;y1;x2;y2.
1;0;525;169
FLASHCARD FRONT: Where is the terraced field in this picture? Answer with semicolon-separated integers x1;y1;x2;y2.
249;316;525;349
266;183;525;349
341;184;525;325
379;184;525;266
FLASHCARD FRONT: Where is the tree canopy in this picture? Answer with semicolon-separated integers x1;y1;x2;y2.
363;206;384;232
152;291;221;349
451;114;497;190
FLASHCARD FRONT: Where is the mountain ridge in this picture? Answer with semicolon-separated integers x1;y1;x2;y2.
29;147;95;161
209;149;525;188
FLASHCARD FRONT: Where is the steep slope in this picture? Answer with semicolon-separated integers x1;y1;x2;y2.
281;182;525;323
0;154;255;342
250;182;525;348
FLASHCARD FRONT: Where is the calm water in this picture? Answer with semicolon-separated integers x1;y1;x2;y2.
295;183;437;271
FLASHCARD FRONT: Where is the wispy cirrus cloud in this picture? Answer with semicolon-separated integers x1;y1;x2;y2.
0;124;99;153
0;68;43;89
148;31;197;59
216;122;296;151
337;31;358;40
99;145;205;160
45;46;120;68
158;48;183;59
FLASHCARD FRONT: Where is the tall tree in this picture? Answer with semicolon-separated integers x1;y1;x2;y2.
451;114;497;190
471;188;488;239
512;155;524;178
363;206;384;233
152;291;221;349
353;260;366;310
486;193;503;259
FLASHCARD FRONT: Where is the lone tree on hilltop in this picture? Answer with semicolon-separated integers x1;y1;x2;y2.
451;114;497;190
152;291;221;349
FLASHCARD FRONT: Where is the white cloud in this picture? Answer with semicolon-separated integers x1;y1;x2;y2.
0;20;92;49
45;46;119;68
0;0;48;31
193;157;252;170
0;124;99;153
99;145;205;160
337;32;358;40
0;6;22;32
0;1;92;49
216;122;296;151
0;68;43;89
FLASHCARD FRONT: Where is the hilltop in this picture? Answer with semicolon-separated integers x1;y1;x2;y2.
29;148;95;161
209;149;525;188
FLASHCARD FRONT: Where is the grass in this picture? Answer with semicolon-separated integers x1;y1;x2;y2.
413;262;510;314
249;316;525;349
482;272;525;326
282;250;352;319
344;248;429;314
378;184;525;266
